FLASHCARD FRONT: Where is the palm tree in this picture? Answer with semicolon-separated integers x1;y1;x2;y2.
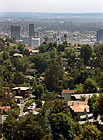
64;34;67;41
45;37;48;44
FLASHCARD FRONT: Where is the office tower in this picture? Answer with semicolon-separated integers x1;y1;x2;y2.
96;29;103;42
29;24;34;37
11;25;20;40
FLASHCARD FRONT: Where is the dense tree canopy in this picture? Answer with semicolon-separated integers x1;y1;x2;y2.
1;37;103;140
81;44;92;64
84;78;97;93
45;57;63;92
74;124;102;140
32;84;44;98
50;112;81;140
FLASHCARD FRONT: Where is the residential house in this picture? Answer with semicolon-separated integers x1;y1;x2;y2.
69;104;89;121
0;106;10;114
71;93;99;101
12;87;31;98
13;53;23;58
79;113;99;126
61;89;74;102
14;96;23;104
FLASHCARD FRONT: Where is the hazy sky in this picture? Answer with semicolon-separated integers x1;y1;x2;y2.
0;0;103;13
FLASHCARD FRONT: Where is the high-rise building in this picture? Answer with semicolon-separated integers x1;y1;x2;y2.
11;25;20;40
96;29;103;42
29;24;34;37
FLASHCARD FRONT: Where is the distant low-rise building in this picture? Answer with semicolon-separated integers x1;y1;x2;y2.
30;50;39;55
30;37;40;48
13;53;23;57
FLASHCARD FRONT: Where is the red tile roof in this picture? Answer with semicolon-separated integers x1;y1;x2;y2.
68;101;87;106
62;89;74;94
70;105;89;113
0;106;10;112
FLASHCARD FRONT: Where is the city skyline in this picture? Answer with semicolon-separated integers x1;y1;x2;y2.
0;0;103;13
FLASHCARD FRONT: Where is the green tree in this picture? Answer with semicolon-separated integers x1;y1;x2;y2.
64;34;67;41
40;99;71;118
8;103;20;118
65;47;77;64
57;44;65;52
13;72;26;85
74;70;92;85
3;114;44;140
93;93;103;121
39;44;47;53
23;49;30;56
32;85;44;98
94;44;103;69
17;42;25;53
3;70;14;83
74;83;84;93
0;38;5;52
88;94;97;113
45;57;63;92
50;112;81;140
14;56;29;72
74;124;101;140
3;59;13;71
84;78;97;93
99;72;103;91
32;53;50;73
81;44;92;65
2;51;9;61
45;37;48;44
3;116;20;140
50;49;57;59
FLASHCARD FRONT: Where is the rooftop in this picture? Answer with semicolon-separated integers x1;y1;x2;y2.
70;104;89;113
14;96;23;99
71;93;99;100
62;89;74;94
25;75;35;79
12;87;30;91
68;101;87;106
0;106;10;112
13;53;23;57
